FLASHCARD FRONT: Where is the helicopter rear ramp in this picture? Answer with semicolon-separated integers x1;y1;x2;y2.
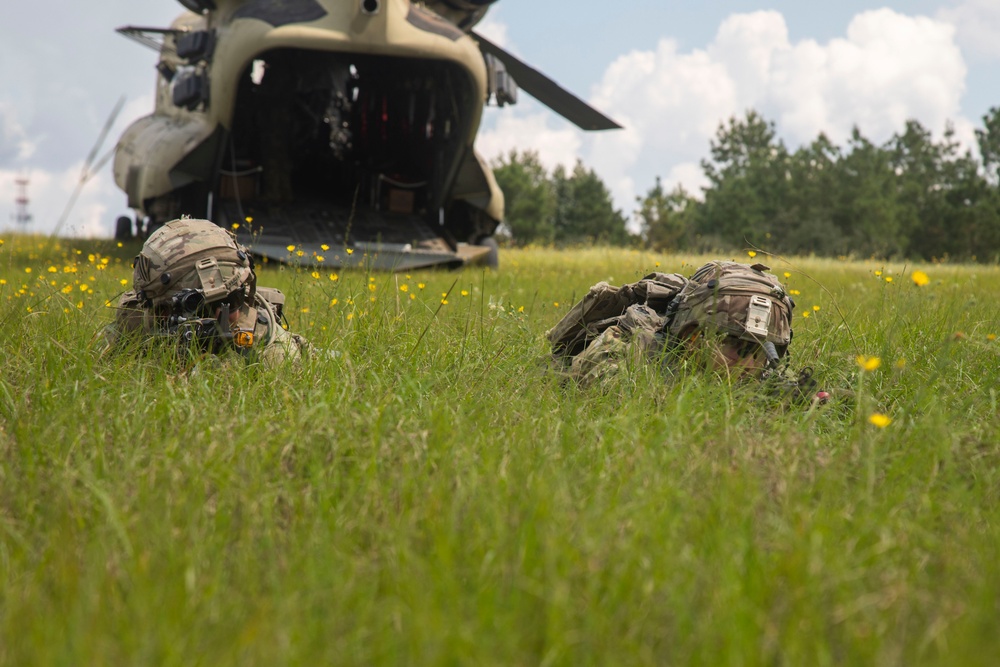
218;199;490;271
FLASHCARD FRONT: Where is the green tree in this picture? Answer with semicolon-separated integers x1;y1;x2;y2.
552;161;631;245
830;128;903;257
696;110;791;249
491;149;556;245
885;120;997;260
781;133;847;255
635;177;697;251
975;106;1000;183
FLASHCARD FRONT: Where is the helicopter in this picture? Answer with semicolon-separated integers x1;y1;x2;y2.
113;0;621;270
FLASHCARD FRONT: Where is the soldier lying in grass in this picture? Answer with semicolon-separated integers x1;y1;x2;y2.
548;260;828;404
103;217;311;365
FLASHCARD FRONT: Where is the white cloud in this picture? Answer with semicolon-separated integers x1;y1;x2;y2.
477;107;582;172
473;16;510;49
0;102;36;162
938;0;1000;60
477;8;973;222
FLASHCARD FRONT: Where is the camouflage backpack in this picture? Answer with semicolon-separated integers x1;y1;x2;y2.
666;261;794;362
546;271;689;360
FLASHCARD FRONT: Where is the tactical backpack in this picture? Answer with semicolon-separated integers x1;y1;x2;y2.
546;271;688;360
549;262;795;362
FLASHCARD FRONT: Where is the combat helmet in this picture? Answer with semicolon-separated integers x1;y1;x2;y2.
667;261;794;366
132;217;256;312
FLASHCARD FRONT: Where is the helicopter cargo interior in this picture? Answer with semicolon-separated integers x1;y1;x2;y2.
214;48;494;268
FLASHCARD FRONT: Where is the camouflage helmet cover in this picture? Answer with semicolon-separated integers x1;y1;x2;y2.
132;218;254;307
668;261;794;353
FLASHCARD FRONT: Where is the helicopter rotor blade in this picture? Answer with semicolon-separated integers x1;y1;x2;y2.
83;96;125;172
472;32;622;131
50;96;126;238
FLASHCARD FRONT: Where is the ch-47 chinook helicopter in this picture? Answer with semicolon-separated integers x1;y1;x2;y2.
113;0;621;270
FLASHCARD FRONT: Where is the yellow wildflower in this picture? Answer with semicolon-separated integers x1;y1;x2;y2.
911;270;929;286
802;311;810;318
461;290;469;297
885;277;893;283
329;273;339;281
783;272;791;278
856;355;881;372
320;244;329;251
120;279;129;286
330;298;339;306
346;248;354;255
747;250;757;258
369;283;377;292
789;289;800;296
441;299;448;305
245;216;253;223
518;306;524;313
812;305;820;312
231;223;240;230
418;283;425;290
311;271;320;279
874;270;882;277
24;267;31;274
868;414;892;428
316;256;325;263
400;284;409;292
286;245;296;252
987;334;997;341
296;250;304;257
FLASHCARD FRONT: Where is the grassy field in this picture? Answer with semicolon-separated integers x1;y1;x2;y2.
1;234;999;665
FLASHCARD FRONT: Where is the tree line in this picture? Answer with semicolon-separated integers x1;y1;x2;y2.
491;107;1000;262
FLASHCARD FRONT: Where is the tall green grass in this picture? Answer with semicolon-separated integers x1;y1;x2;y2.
1;236;999;665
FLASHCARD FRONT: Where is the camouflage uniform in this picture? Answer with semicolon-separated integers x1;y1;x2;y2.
104;218;310;365
549;262;797;386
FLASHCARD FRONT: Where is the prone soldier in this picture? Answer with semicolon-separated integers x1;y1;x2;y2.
103;217;310;365
548;261;826;403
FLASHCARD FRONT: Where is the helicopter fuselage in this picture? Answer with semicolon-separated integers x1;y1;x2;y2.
115;0;503;269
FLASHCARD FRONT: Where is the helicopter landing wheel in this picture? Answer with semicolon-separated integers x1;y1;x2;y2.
476;235;499;269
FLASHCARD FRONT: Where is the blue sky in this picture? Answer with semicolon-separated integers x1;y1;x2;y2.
1;0;997;236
